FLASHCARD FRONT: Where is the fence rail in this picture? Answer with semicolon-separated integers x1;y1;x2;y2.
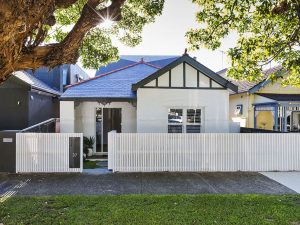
20;118;59;133
240;127;283;133
16;133;83;173
108;133;300;172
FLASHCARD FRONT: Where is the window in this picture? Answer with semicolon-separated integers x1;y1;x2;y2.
168;109;183;133
186;109;201;133
168;108;202;133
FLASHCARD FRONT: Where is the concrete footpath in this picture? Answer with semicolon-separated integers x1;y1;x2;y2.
0;172;296;197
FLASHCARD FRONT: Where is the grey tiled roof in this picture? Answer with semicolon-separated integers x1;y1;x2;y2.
217;65;283;94
62;62;159;99
13;71;61;96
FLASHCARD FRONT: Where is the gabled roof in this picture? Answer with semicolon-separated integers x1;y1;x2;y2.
61;54;238;100
95;55;179;75
13;71;61;96
132;54;238;92
217;65;283;94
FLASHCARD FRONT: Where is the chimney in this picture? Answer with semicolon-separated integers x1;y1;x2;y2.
183;48;188;55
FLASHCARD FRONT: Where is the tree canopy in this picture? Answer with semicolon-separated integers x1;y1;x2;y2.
186;0;300;86
0;0;164;82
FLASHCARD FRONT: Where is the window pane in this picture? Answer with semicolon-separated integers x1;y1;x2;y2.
168;125;183;133
187;109;201;124
186;125;201;133
168;109;183;124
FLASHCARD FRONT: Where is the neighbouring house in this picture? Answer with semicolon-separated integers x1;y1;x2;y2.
0;64;89;131
0;71;61;131
60;54;238;155
218;66;300;132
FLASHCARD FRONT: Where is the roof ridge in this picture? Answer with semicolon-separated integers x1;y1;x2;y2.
65;61;141;89
142;61;161;69
148;56;179;63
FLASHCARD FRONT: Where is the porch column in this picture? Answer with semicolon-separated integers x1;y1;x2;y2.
60;101;75;133
283;106;288;132
274;105;278;131
254;106;257;129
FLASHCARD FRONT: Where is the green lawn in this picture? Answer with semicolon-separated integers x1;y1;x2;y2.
0;195;299;224
83;160;101;169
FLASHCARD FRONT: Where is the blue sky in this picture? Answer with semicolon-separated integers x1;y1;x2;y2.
81;0;238;76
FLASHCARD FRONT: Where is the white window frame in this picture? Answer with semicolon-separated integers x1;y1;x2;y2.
186;108;202;133
167;109;184;133
167;107;204;133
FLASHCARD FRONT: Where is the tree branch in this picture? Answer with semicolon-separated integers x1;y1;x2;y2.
55;0;78;9
11;0;126;73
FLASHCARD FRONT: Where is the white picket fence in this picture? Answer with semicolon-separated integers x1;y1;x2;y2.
108;133;300;172
16;133;83;173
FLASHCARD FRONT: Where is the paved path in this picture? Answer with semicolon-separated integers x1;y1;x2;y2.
261;172;300;194
0;172;296;197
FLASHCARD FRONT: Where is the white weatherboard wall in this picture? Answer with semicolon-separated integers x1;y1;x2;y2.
137;88;230;133
109;133;300;172
16;133;83;173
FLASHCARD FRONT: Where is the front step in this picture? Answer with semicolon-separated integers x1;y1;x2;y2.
86;155;107;162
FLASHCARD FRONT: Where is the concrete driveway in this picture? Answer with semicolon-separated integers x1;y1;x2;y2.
261;172;300;194
0;172;296;198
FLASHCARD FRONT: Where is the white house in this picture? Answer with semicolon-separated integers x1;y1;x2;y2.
60;54;238;155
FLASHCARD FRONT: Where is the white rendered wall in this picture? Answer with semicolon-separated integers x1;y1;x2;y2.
137;88;230;133
74;101;136;152
60;101;75;133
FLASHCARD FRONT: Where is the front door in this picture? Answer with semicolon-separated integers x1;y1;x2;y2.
96;108;121;154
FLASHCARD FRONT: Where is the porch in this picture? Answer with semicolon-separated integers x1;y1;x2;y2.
254;99;300;132
60;100;137;157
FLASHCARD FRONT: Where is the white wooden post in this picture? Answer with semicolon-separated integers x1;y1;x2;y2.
108;130;117;171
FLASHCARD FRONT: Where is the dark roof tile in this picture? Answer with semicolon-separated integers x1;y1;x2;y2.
217;65;283;94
